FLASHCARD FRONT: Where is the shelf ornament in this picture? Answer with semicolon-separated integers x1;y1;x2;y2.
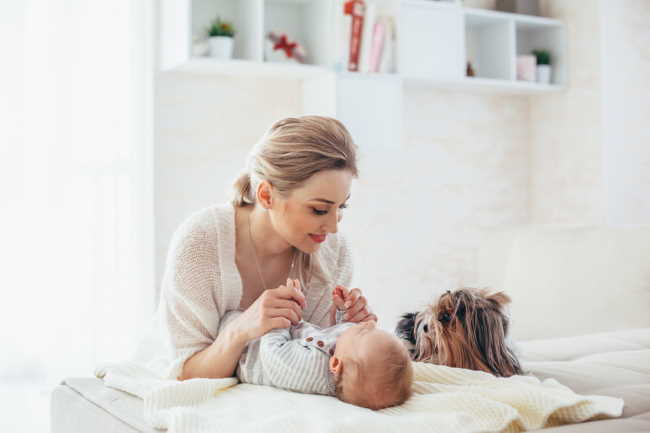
266;31;306;64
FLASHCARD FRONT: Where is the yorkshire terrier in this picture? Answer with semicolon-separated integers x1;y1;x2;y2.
395;288;522;377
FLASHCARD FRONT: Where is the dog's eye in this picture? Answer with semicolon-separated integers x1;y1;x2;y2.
423;324;429;333
438;312;451;323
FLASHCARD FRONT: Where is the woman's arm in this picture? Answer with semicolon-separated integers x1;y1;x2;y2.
179;323;248;380
179;282;306;380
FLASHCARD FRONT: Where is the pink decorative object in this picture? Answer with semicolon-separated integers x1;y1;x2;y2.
369;18;386;73
517;55;536;81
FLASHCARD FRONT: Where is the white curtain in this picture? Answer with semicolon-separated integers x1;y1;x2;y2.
0;0;154;430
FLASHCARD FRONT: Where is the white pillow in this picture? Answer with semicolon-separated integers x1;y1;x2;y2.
488;225;650;340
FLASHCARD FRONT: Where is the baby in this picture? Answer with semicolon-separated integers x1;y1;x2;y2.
236;280;413;410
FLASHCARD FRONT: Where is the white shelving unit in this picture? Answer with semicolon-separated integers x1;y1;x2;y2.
464;8;515;81
160;0;567;148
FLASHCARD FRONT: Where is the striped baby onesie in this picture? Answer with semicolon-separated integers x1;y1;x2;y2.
237;313;355;395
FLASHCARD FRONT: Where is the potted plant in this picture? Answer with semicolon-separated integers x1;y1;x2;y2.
207;17;235;59
532;49;552;84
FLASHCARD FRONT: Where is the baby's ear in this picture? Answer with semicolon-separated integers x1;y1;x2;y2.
329;356;342;376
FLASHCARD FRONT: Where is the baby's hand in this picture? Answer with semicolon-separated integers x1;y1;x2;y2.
287;278;303;298
332;285;349;311
332;285;377;324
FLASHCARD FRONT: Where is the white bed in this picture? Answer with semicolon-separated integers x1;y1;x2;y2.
51;224;650;432
51;327;650;433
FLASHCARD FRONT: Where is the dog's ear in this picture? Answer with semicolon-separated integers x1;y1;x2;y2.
485;291;512;337
487;291;511;307
473;309;522;377
395;312;418;345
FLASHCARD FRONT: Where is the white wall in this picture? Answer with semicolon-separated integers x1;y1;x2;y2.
530;0;650;226
155;71;529;329
155;72;303;286
346;87;529;327
600;0;650;225
0;3;26;205
529;1;605;224
154;1;650;331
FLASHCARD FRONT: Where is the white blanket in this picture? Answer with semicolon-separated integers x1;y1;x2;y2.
95;362;623;433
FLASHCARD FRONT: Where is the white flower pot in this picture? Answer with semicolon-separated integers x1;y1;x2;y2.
536;65;552;84
209;36;234;59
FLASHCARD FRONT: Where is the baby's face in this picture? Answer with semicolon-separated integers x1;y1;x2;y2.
335;321;396;361
334;321;405;377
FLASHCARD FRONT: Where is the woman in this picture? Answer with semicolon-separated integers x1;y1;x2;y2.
142;116;376;381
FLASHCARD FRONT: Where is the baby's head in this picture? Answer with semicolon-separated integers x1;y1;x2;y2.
329;321;413;410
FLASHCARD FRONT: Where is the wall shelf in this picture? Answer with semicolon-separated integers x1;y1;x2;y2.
174;57;333;79
165;0;567;87
172;57;566;95
160;0;568;148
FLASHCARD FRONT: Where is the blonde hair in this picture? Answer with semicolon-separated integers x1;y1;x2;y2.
335;340;414;410
231;115;359;285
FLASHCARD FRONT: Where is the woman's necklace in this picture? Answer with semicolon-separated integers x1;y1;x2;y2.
248;210;296;293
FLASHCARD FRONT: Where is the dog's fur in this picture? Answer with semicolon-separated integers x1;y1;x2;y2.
395;288;522;377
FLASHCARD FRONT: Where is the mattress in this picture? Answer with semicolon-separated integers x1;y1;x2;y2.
51;327;650;433
51;376;156;433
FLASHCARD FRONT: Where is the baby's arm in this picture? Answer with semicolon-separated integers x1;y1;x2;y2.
330;285;377;324
330;285;349;325
259;328;332;395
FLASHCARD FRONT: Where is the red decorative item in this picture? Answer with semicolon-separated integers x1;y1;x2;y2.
274;34;297;58
344;0;365;72
267;31;306;63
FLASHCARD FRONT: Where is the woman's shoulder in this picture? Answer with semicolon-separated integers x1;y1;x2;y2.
169;203;234;254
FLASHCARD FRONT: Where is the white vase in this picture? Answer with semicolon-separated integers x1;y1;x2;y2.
209;36;234;59
536;65;552;84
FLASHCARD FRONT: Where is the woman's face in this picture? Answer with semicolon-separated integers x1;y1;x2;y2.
270;169;353;254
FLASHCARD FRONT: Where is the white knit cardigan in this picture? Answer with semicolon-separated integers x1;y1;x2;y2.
133;203;353;380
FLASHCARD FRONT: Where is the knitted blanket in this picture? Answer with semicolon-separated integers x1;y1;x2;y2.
95;361;623;433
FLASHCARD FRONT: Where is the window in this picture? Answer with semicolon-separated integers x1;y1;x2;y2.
0;1;154;431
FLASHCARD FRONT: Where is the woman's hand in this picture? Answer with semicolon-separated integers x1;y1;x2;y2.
330;285;377;325
233;278;306;343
